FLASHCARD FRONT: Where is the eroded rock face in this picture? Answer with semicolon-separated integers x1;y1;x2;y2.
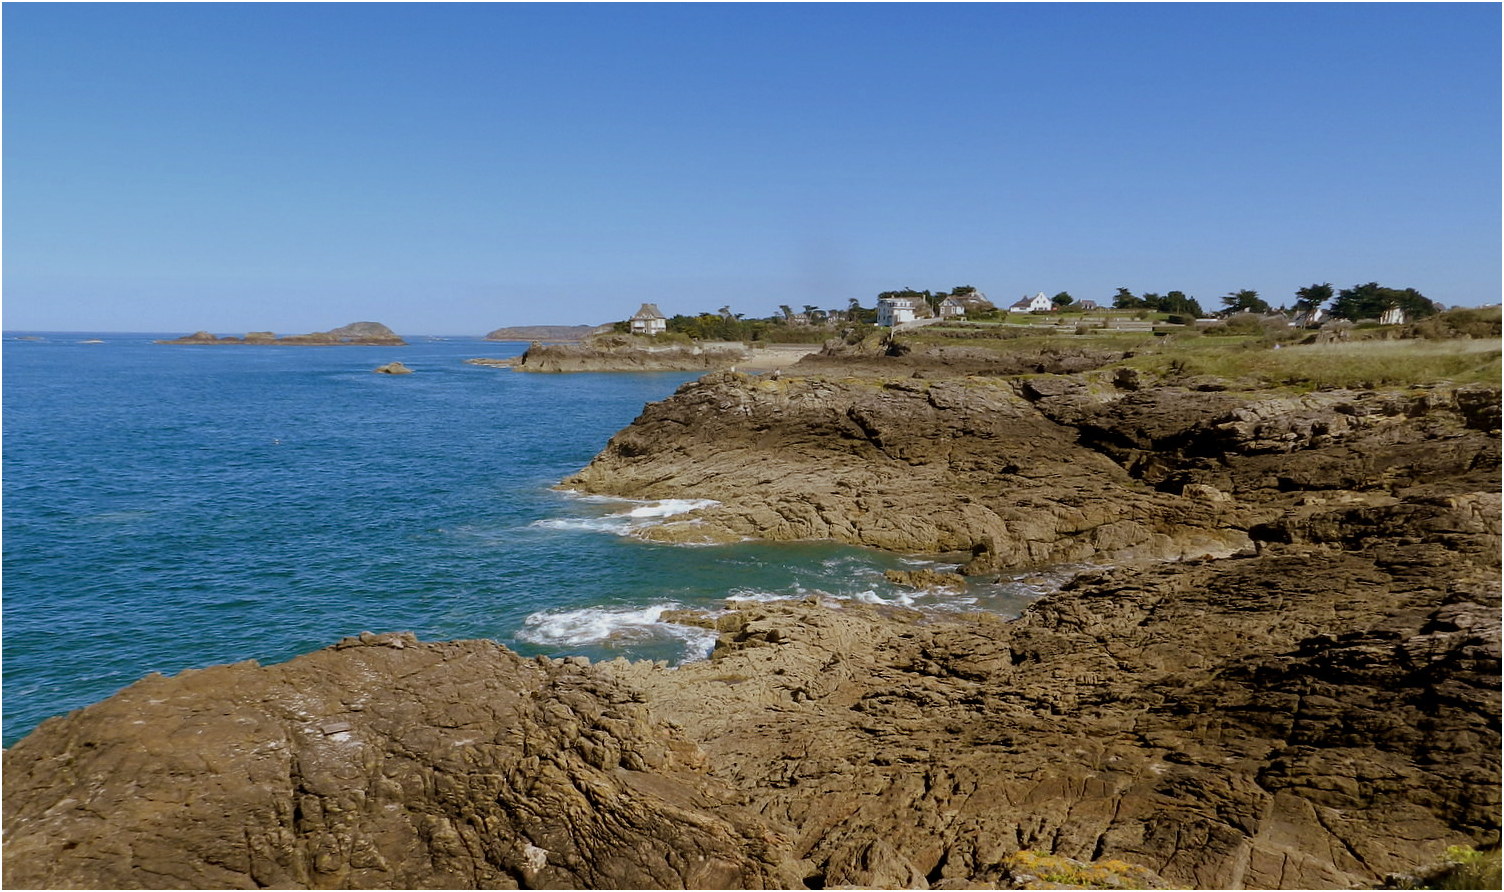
601;527;1499;889
564;372;1252;570
1;633;796;890
564;372;1497;578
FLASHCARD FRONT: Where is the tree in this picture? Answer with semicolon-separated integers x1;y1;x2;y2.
1160;290;1204;318
1051;291;1074;307
846;297;877;324
1112;287;1143;309
1220;289;1270;315
778;305;794;321
1293;283;1333;313
1329;283;1437;321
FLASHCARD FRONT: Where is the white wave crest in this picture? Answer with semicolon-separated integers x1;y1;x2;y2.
532;497;719;537
624;498;719;518
518;603;718;660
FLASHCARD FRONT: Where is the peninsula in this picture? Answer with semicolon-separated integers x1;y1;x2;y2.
6;305;1499;890
156;321;406;346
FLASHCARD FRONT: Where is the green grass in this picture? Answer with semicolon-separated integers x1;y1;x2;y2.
1388;845;1503;890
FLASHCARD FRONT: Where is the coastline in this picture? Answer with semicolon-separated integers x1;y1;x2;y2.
4;338;1499;890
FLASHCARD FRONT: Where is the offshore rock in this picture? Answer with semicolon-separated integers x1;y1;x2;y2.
1;634;796;890
373;361;413;375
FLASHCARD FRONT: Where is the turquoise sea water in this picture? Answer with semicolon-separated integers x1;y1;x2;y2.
2;333;1042;745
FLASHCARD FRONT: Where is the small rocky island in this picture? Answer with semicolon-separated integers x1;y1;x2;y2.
156;321;406;346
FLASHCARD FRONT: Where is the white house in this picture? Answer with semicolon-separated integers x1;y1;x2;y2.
629;303;667;335
877;297;919;327
1291;307;1326;328
1379;306;1408;326
1008;292;1053;313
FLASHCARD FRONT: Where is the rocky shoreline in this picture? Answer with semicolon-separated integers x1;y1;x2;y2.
505;338;750;373
3;346;1498;889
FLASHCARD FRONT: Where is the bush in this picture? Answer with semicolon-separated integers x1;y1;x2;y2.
1408;306;1502;340
1204;313;1266;337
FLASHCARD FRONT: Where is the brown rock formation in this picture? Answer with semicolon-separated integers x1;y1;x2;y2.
373;361;413;375
564;371;1252;570
602;528;1498;888
563;371;1496;577
2;633;796;890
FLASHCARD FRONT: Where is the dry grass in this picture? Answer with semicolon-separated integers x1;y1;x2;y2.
1128;338;1500;390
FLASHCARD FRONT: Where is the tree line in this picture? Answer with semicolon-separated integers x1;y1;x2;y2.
1105;282;1438;321
634;280;1440;341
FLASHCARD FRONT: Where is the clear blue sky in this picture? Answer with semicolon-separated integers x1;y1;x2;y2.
4;2;1499;334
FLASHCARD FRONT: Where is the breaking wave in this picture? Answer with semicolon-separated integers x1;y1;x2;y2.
532;496;719;536
518;603;719;661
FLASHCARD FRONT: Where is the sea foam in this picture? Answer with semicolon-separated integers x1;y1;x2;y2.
531;497;719;536
518;603;719;661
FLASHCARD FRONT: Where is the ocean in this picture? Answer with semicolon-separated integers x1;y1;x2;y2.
2;333;1043;745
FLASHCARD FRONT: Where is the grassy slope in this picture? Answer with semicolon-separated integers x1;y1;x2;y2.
904;307;1501;390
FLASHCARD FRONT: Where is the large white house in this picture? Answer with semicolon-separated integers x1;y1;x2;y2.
629;303;667;335
1008;292;1053;313
877;297;919;327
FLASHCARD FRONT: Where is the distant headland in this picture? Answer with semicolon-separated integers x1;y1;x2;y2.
156;322;405;346
484;324;606;342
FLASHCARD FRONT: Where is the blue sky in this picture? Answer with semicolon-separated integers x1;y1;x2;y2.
4;2;1499;334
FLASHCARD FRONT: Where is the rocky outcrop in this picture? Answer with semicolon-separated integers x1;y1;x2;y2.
157;322;405;346
564;371;1497;576
2;633;796;890
596;513;1499;889
373;361;413;375
564;371;1252;570
511;338;749;373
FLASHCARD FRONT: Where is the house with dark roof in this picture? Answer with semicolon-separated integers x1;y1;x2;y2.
629;303;667;335
939;292;992;318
